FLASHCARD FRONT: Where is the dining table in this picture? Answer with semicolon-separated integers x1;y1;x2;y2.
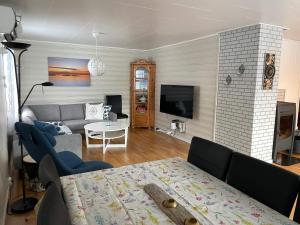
60;157;298;225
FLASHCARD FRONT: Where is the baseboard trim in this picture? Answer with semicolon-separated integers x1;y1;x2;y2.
155;127;192;144
172;134;191;144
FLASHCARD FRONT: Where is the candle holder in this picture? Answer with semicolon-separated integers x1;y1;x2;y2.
162;198;178;208
184;217;200;225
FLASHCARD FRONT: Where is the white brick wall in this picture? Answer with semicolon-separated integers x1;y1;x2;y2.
215;24;283;162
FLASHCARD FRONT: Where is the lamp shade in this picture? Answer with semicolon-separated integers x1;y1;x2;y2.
88;32;105;76
1;41;31;50
41;82;53;86
88;57;105;76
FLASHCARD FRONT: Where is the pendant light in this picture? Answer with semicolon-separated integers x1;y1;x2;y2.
88;32;105;76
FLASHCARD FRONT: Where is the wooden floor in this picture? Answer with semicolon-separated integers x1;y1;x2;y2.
5;128;189;225
5;128;300;225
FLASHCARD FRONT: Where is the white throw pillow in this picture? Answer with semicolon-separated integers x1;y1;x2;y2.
85;103;104;120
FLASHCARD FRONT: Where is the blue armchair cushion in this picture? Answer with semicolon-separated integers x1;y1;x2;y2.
43;132;56;146
57;151;83;168
34;120;58;136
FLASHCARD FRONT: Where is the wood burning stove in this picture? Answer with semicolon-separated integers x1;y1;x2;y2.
272;101;299;165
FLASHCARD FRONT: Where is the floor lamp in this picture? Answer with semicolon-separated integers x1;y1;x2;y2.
1;41;53;213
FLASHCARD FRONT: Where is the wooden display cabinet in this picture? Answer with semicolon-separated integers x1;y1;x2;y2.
130;59;155;128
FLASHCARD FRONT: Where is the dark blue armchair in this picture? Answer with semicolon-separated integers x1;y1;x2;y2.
15;122;113;176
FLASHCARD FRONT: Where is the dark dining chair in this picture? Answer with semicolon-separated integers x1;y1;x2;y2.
39;154;62;196
37;183;71;225
106;95;128;119
227;152;299;217
187;136;233;181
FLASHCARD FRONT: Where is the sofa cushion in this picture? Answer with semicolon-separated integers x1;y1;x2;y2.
103;105;112;120
29;105;61;121
63;120;91;131
60;104;84;121
85;103;104;120
83;102;102;115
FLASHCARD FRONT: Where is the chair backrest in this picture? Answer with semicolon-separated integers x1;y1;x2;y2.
187;136;233;181
227;152;299;217
106;95;122;114
15;122;72;175
39;154;62;196
37;183;71;225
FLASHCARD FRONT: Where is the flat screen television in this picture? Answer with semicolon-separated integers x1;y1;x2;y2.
160;84;194;119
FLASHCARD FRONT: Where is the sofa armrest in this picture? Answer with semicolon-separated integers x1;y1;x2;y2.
21;106;38;125
54;134;82;159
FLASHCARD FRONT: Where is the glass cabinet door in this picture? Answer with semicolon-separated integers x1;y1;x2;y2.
135;66;148;90
135;66;148;115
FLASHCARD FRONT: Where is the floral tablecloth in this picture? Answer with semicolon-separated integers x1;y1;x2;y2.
61;157;297;225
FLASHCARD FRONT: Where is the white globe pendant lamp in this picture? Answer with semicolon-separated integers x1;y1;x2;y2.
88;32;105;76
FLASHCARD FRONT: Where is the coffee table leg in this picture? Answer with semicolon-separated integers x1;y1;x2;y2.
125;128;128;148
103;131;106;154
85;129;90;148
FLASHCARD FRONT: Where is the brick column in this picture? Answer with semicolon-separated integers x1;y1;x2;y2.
215;24;283;162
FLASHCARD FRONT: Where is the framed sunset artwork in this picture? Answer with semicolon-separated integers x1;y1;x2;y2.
48;57;90;86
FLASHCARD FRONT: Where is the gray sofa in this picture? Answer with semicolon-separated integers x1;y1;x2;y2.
22;103;116;133
13;103;116;169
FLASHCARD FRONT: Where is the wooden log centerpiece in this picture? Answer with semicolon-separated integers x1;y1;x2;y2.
144;183;201;225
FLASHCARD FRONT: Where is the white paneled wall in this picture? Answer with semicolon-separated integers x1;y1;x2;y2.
20;38;219;143
278;39;300;124
148;36;219;142
20;40;146;116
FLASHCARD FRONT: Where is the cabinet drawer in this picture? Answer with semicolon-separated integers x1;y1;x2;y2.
134;114;148;127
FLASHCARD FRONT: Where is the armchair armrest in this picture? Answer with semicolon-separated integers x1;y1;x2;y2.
71;161;113;174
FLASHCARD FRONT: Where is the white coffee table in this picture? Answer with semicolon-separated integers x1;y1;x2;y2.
84;120;129;153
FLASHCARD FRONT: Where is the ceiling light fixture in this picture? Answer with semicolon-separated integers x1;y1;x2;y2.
88;32;105;77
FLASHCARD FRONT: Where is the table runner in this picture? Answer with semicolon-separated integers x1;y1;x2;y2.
61;157;297;225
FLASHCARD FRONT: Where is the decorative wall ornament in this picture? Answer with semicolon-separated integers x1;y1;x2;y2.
238;64;245;75
226;75;232;85
48;57;90;86
263;53;276;90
